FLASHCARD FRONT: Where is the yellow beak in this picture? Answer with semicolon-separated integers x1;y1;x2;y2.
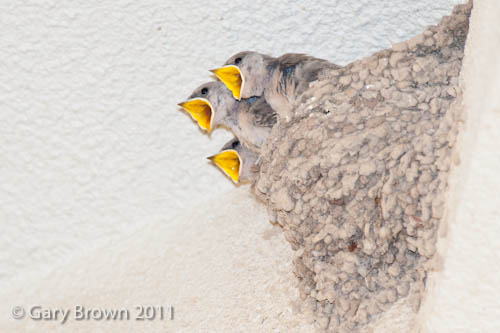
210;65;243;100
178;98;214;132
207;150;241;183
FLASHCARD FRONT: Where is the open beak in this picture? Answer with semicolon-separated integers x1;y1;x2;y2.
178;98;214;132
210;65;243;100
207;150;241;183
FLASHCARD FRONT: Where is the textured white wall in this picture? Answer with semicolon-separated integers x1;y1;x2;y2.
420;1;500;331
0;0;463;292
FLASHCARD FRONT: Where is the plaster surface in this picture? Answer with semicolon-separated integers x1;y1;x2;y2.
0;188;316;332
418;0;500;331
0;0;463;311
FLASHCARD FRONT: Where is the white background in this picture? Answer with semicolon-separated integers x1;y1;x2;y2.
0;0;463;292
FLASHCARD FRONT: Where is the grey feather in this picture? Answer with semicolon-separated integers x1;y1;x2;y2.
248;98;277;128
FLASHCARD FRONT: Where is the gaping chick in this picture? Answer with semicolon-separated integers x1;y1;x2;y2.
178;81;277;151
207;137;259;184
211;51;340;122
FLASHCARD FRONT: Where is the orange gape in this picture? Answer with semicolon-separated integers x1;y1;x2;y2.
210;65;243;100
207;150;241;183
178;98;214;132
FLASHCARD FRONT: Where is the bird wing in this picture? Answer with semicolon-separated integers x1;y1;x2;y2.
249;98;278;128
277;53;315;68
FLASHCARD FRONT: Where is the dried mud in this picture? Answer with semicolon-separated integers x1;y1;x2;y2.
254;2;472;331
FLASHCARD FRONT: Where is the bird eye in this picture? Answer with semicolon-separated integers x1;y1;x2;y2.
234;57;242;65
231;141;240;149
201;87;208;95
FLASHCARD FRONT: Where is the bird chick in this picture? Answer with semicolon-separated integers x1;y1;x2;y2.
211;51;340;121
207;137;259;184
178;81;277;151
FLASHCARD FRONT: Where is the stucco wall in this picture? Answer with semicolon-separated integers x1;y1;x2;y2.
418;1;500;330
0;0;463;296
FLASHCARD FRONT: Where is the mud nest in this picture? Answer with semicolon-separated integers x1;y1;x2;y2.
254;2;472;331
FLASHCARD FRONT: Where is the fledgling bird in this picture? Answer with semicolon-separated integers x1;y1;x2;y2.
178;81;277;151
210;51;341;122
207;137;259;184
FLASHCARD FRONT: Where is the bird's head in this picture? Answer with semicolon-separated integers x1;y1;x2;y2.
178;81;235;132
207;138;242;183
210;51;273;100
207;138;259;184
